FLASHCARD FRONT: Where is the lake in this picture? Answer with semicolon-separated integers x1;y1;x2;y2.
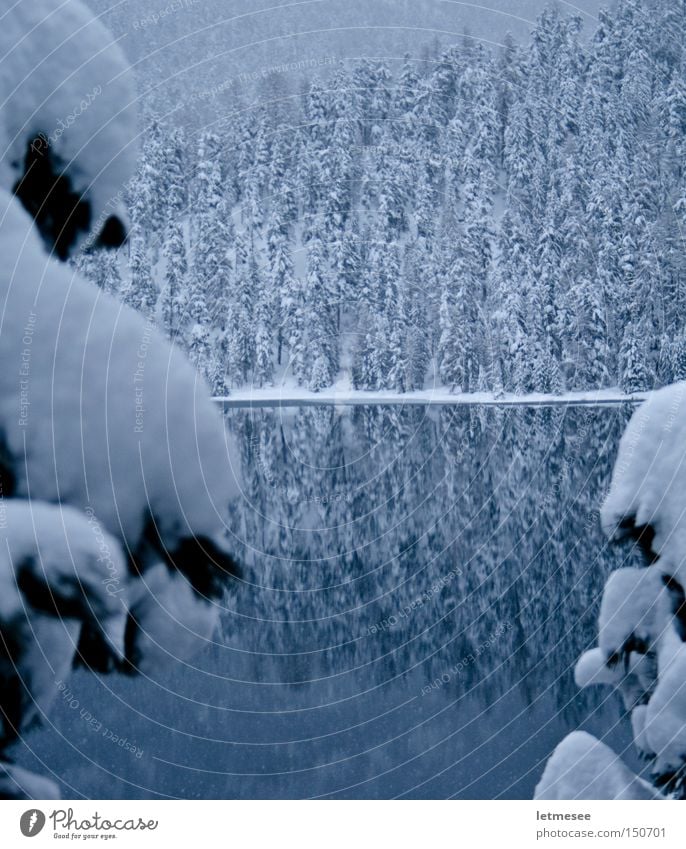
19;403;646;799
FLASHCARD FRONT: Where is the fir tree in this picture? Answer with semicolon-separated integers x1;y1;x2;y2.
125;229;156;315
438;277;465;393
161;219;187;341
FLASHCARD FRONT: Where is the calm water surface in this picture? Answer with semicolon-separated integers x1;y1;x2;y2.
20;404;644;798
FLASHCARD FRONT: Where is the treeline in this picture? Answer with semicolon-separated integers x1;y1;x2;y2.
77;0;686;395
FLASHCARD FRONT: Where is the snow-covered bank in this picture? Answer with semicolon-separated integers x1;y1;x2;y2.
214;386;648;408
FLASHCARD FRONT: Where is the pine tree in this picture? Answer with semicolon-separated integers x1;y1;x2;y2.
229;233;257;386
125;229;156;315
394;54;421;140
406;289;430;391
189;133;235;386
158;127;189;342
309;353;332;393
138;117;167;254
74;249;121;295
569;277;610;389
304;236;336;390
438;281;464;393
99;251;122;296
161;219;187;341
386;289;409;393
352;318;376;390
331;219;361;320
124;148;157;315
671;331;686;382
254;294;274;388
620;324;653;394
163;126;188;222
268;227;295;366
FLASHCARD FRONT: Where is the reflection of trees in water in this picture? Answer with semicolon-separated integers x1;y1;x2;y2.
20;404;639;798
224;404;632;717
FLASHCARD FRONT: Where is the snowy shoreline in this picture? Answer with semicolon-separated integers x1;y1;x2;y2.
214;387;649;408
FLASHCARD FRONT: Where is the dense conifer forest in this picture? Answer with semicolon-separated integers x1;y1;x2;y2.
78;0;686;396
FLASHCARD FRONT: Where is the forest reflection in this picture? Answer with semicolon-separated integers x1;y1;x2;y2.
21;404;643;799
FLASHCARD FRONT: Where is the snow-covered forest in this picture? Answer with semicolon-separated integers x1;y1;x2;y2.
78;0;686;396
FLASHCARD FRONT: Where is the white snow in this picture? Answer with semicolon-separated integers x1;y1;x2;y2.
0;500;127;755
644;646;686;775
574;647;655;711
0;189;242;565
602;381;686;584
0;499;128;653
632;705;654;758
535;731;663;800
0;761;59;800
0;0;138;250
598;568;670;662
125;563;220;674
215;384;647;408
574;648;618;688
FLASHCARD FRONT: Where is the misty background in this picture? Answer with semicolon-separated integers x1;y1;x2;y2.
90;0;603;122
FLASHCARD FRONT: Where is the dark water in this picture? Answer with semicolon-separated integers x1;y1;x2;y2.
19;404;645;799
